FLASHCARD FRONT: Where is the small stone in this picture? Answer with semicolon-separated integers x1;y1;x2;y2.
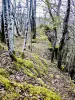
16;76;20;81
55;75;60;79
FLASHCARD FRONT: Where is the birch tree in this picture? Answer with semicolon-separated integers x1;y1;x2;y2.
2;0;15;60
2;0;10;50
7;0;14;56
22;0;29;51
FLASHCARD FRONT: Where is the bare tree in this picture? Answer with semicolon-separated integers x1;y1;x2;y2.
45;0;57;62
2;0;10;50
57;0;71;69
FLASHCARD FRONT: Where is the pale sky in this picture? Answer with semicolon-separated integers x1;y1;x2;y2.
0;0;44;17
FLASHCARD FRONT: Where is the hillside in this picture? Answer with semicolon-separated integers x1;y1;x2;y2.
0;28;75;100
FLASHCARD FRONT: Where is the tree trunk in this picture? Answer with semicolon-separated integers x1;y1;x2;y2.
0;12;5;42
57;0;70;69
32;0;36;39
57;0;61;16
2;0;10;50
45;0;57;62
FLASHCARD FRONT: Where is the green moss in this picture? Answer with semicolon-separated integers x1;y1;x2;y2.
0;75;11;89
32;68;38;76
21;52;25;59
41;58;48;66
48;42;59;49
24;98;28;100
61;65;65;71
14;63;33;77
0;44;5;50
14;62;24;71
37;78;46;86
50;74;54;78
10;81;23;89
0;68;9;77
13;53;47;78
32;53;39;61
36;27;48;41
39;24;54;32
37;60;47;74
48;42;52;49
32;53;48;76
0;73;24;90
23;68;34;77
14;57;36;77
24;60;34;68
0;44;3;49
16;58;34;69
16;58;24;64
13;57;35;77
37;27;45;35
3;92;20;100
24;84;61;100
35;65;45;76
0;73;61;100
32;53;47;66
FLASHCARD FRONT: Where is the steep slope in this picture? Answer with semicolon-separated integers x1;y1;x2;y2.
0;28;75;100
0;43;61;100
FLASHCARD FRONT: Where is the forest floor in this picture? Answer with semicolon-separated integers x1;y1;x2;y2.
0;28;75;100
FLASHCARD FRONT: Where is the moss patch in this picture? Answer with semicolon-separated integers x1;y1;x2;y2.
13;53;48;78
61;65;65;71
48;42;52;49
0;74;61;100
13;57;37;78
16;58;34;68
0;75;11;89
0;74;23;90
36;27;48;41
0;68;9;78
0;43;4;50
24;60;34;68
3;92;20;100
32;53;48;76
24;83;61;100
48;42;59;49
